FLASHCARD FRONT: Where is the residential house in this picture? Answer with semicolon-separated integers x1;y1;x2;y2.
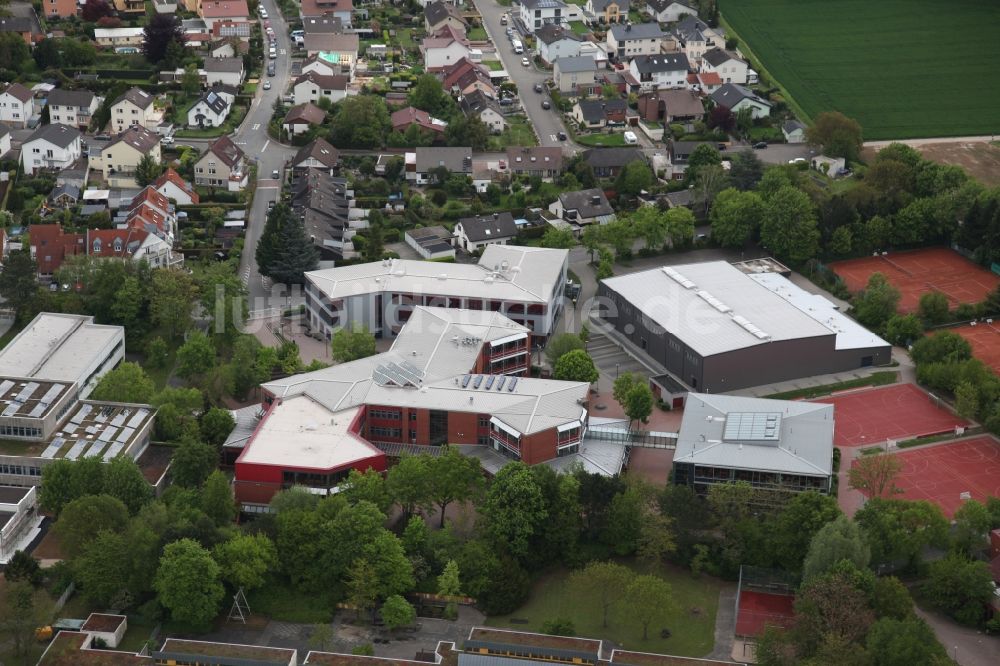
572;98;627;128
21;124;82;175
187;89;230;128
0;83;32;128
812;154;846;177
290;138;340;173
289;168;358;260
535;24;582;65
391;106;448;137
405;146;472;185
199;0;250;31
628;53;690;91
211;20;252;42
548;188;615;227
0;4;42;45
607;23;665;60
506;146;563;180
42;0;76;19
637;88;703;124
584;147;644;178
293;71;351;106
94;27;144;51
283;102;326;136
710;83;771;118
688;70;722;94
672;15;724;65
29;225;175;276
300;0;353;26
124;186;177;243
586;0;627;25
194;135;248;190
453;213;518;252
553;56;598;95
782;119;806;143
519;0;567;34
302;33;359;72
459;90;506;134
300;15;344;35
111;87;161;132
668;140;717;179
0;123;11;157
46;89;100;130
644;0;696;23
425;1;468;35
94;126;162;187
112;0;144;13
422;27;473;70
153;167;200;205
301;52;344;78
441;58;496;97
203;57;245;87
700;48;749;85
154;0;179;13
48;183;80;209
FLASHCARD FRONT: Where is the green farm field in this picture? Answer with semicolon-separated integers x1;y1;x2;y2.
720;0;1000;140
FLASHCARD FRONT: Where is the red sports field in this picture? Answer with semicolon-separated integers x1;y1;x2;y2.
735;590;795;638
854;436;1000;517
813;383;969;447
830;247;999;313
951;322;1000;375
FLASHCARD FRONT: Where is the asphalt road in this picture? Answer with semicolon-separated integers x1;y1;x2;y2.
473;0;573;150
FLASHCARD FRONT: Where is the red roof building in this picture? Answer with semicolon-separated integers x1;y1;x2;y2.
391;106;447;135
152;168;200;205
28;225;84;276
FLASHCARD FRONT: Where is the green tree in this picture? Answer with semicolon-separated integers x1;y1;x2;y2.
345;558;379;620
75;523;159;606
151;269;197;339
200;408;235;447
767;491;840;573
111;276;144;330
39;460;82;516
330;96;391;148
622;381;654;429
437;559;462;597
154;538;225;629
692;164;729;217
848;451;902;499
625;574;675;640
176;331;216;381
171;439;219;488
806;111;864;162
540;226;576;249
0;250;40;320
103;457;153;515
380;594;416;630
852;272;901;331
540;618;576;637
866;616;948;666
952;499;991;555
1;581;48;663
4;550;41;586
135;153;163;187
142;12;186;64
91;361;155;403
0;33;31;70
553;349;599;383
444;115;489;151
685;143;722;183
922;553;994;625
630;206;667;251
331;324;377;362
917;291;950;325
408;74;456;118
954;380;979;420
910;330;971;365
482;462;547;560
429;448;483;527
615;160;654;196
801;515;870;581
729;149;765;190
545;332;585;365
884;313;924;347
760;186;820;263
201;470;237;526
197;260;247;341
342;468;392;513
855;498;949;568
569;561;631;628
212;533;278;591
56;494;130;557
709;188;765;247
181;63;201;94
386;454;432;518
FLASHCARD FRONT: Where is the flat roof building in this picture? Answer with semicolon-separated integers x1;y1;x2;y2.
673;393;835;496
305;245;569;339
598;261;890;392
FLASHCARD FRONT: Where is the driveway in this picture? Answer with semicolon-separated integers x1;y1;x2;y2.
473;0;572;150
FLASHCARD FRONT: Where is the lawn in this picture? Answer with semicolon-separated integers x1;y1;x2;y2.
569;21;590;36
484;60;506;71
576;133;628;147
764;370;898;400
719;0;1000;139
488;117;538;151
488;562;722;657
397;28;416;49
468;27;488;41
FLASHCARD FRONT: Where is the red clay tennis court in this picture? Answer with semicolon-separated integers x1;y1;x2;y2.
813;383;969;447
951;322;1000;375
856;436;1000;517
830;247;999;313
734;591;795;638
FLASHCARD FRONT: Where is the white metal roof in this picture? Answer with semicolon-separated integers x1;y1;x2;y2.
0;313;122;383
602;261;845;356
306;245;567;305
674;393;834;476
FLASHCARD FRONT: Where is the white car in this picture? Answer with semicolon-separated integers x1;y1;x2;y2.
260;7;268;18
788;157;807;164
161;135;174;145
521;57;530;66
263;80;271;90
623;131;638;144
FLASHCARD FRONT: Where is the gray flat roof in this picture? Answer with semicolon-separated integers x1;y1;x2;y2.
0;313;122;382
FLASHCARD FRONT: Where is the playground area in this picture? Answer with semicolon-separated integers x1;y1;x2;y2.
830;247;999;313
732;566;796;663
951;322;1000;375
857;436;1000;517
813;383;969;447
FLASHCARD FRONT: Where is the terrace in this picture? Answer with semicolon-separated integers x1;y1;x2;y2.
466;627;602;661
154;638;297;664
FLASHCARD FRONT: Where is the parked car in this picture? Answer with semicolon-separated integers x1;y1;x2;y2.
521;57;530;66
161;135;174;145
263;80;271;90
788;157;807;164
623;131;638;145
753;141;768;149
541;100;551;109
557;131;567;141
501;13;508;25
267;63;276;76
259;7;267;19
534;82;543;93
717;142;727;150
271;169;280;179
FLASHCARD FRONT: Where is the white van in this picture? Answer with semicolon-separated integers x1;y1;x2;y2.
623;131;638;145
269;46;277;59
512;39;524;54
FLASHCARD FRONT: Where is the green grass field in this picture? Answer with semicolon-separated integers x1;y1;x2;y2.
576;133;628;147
720;0;1000;139
487;562;722;657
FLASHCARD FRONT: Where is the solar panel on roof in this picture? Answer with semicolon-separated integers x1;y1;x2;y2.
63;423;78;434
85;441;108;458
41;438;64;459
98;427;118;443
461;375;471;388
27;402;48;417
103;442;125;461
38;384;64;406
70;404;92;424
399;360;425;380
116;427;135;444
64;440;88;460
127;409;148;428
485;375;495;389
14;382;40;403
0;380;14;396
473;375;483;389
495;376;506;391
508;377;518;392
2;402;20;417
111;411;127;427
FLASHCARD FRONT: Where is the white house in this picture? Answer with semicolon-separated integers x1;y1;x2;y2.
672;15;724;65
94;27;145;52
152;168;200;205
554;55;599;94
535;24;582;65
422;30;473;70
46;89;101;131
782;119;806;143
0;123;11;158
710;83;771;118
644;0;697;23
459;91;506;134
453;213;518;252
111;87;162;132
203;57;245;87
628;53;690;91
519;0;568;34
187;89;230;128
292;71;351;106
700;48;749;85
0;83;33;129
608;23;666;60
21;124;82;175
